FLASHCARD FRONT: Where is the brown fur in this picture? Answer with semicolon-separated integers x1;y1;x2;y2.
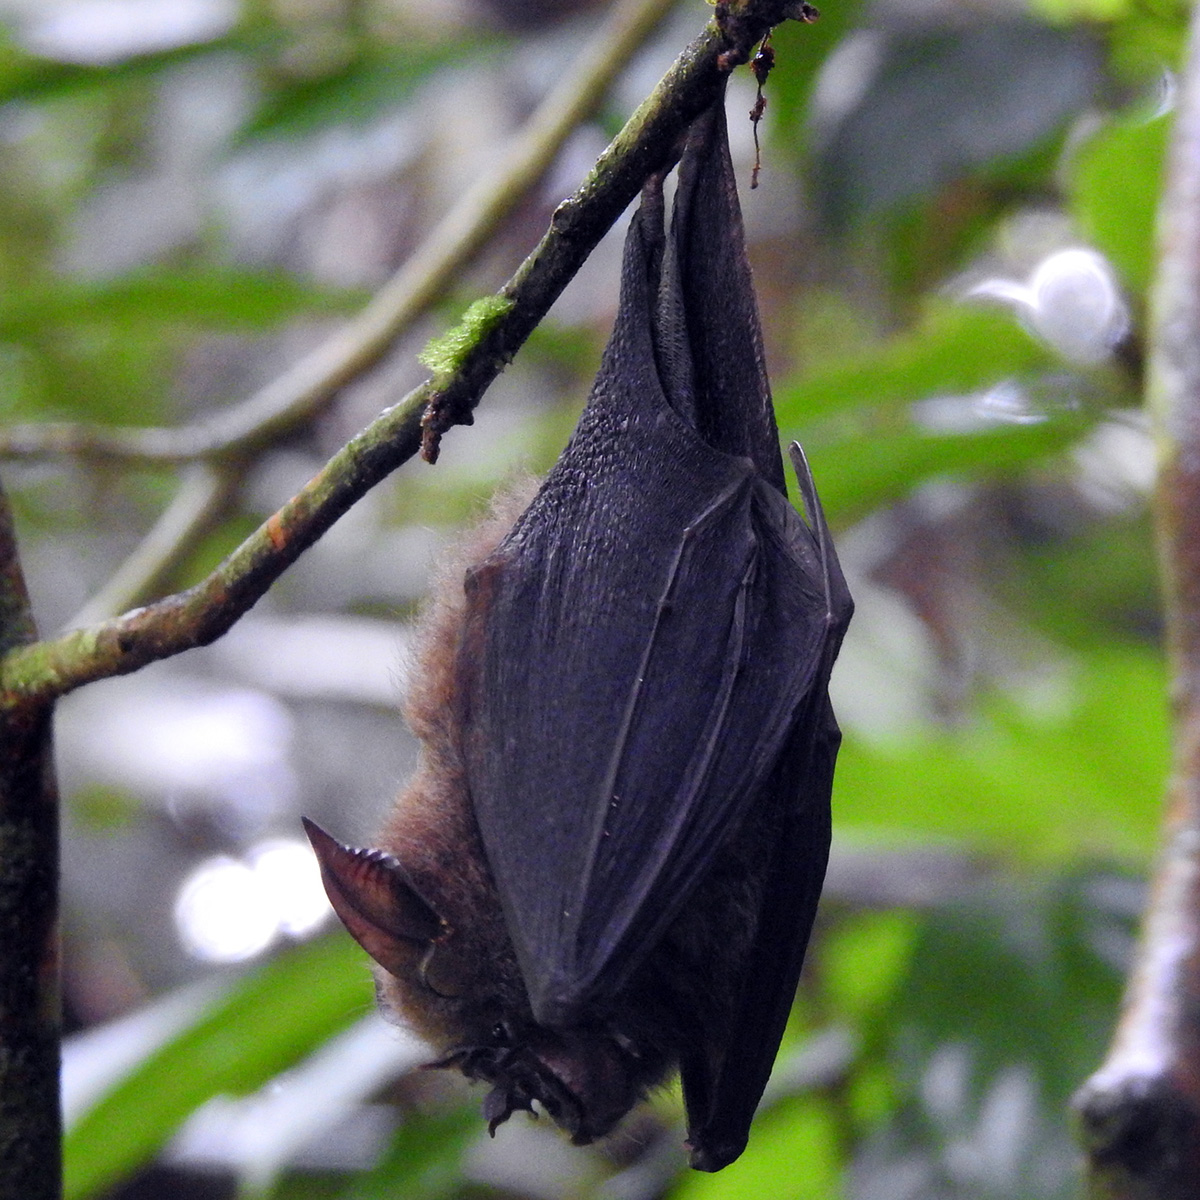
372;482;539;1049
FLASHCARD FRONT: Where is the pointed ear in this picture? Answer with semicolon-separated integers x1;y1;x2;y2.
303;818;443;978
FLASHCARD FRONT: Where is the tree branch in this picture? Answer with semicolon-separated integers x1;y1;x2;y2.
0;0;678;472
1073;5;1200;1195
2;0;680;626
0;0;802;710
67;464;243;629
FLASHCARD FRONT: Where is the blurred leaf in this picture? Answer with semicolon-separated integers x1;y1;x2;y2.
65;933;370;1200
1070;107;1170;296
338;1104;477;1200
777;301;1102;521
775;302;1056;425
877;135;1064;298
852;870;1132;1198
1031;0;1129;22
813;22;1100;226
240;38;504;143
0;26;272;105
766;0;863;160
670;1097;839;1200
0;267;365;334
1104;0;1189;80
1020;508;1159;649
9;322;175;423
70;784;140;833
820;911;920;1025
804;417;1088;527
835;647;1167;861
891;876;1126;1104
267;1104;477;1200
0;267;363;423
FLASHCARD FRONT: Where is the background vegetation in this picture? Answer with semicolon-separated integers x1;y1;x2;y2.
0;0;1185;1195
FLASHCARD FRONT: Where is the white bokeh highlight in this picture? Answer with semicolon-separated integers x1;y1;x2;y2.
174;839;330;963
968;247;1129;365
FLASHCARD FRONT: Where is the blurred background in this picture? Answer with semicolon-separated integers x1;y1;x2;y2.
0;0;1182;1195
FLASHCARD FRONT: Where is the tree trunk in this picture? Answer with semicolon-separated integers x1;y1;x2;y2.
0;478;61;1200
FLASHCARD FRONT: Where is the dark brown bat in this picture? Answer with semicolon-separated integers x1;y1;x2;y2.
304;92;852;1172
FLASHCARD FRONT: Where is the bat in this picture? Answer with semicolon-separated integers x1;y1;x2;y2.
304;91;852;1172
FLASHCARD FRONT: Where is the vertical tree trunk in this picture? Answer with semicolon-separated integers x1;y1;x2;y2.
0;478;61;1200
1074;3;1200;1194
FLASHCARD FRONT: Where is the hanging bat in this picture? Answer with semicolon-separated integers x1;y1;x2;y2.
304;92;852;1172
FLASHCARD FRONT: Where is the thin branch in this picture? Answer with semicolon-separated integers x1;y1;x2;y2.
67;464;242;629
1073;4;1200;1195
0;0;803;709
0;0;678;471
0;421;197;465
4;0;678;625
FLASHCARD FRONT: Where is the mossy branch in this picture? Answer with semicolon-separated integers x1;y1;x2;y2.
3;0;680;625
0;0;807;709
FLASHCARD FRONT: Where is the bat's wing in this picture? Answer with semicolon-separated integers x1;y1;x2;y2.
456;99;845;1028
681;444;851;1172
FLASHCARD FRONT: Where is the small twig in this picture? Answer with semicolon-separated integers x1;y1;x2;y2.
419;0;800;457
749;33;774;189
0;0;806;709
1073;4;1200;1195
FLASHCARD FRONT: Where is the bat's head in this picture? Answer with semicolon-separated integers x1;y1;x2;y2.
303;819;666;1144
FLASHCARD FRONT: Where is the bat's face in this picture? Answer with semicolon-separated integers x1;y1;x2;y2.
436;1020;652;1143
303;817;670;1144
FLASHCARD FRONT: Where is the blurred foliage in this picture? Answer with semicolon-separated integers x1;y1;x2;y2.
0;0;1186;1196
66;936;370;1200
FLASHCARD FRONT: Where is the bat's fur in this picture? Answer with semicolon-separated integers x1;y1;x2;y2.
372;484;537;1047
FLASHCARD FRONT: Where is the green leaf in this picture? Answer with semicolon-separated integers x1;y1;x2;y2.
0;267;365;334
239;39;504;143
803;417;1086;526
65;934;371;1200
1070;107;1171;296
834;647;1167;862
774;302;1056;426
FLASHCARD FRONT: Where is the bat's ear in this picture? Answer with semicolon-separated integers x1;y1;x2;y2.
303;818;444;981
